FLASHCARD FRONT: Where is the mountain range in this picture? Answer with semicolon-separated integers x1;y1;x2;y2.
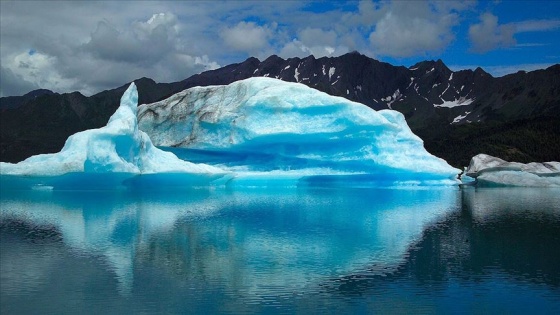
1;52;559;168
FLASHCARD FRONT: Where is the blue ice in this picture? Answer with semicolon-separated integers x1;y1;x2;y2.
1;78;461;190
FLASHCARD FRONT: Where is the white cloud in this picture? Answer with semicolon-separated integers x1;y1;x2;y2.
1;1;558;96
368;1;464;57
0;3;222;96
173;54;220;72
299;28;337;48
340;0;385;29
469;13;560;53
4;51;78;94
221;22;272;53
279;28;349;58
515;43;548;48
83;13;182;65
4;1;472;95
0;66;40;97
514;19;560;32
136;12;180;36
278;40;310;58
278;39;348;59
468;13;516;53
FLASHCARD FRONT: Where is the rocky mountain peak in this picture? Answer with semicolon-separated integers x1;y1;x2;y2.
474;67;491;77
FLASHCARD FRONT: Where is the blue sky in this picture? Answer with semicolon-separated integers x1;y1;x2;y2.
1;0;559;97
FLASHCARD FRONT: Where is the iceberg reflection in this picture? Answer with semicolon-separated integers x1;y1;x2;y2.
0;188;460;297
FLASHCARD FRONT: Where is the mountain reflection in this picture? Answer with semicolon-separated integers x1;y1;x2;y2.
326;188;560;298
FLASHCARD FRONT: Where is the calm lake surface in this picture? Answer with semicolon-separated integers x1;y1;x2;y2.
1;187;559;314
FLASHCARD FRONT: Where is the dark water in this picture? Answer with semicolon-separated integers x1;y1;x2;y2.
1;187;559;314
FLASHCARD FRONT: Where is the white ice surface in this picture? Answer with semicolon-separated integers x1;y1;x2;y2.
465;153;560;187
138;77;460;186
0;83;223;177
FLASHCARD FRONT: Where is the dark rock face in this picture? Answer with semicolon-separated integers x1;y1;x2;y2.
0;89;54;110
1;52;559;166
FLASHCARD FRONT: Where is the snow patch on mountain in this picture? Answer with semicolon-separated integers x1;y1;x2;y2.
328;67;335;80
440;83;451;98
407;77;414;89
435;96;474;108
382;89;402;109
451;112;471;124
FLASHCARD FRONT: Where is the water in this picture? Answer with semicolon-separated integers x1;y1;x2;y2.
1;187;559;314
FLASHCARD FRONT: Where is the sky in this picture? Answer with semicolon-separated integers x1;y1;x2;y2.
1;0;559;97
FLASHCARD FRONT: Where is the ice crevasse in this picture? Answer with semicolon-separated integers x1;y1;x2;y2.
1;78;461;189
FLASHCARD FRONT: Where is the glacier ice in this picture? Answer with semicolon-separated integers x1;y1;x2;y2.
465;153;560;187
1;78;461;190
138;77;460;186
0;83;224;190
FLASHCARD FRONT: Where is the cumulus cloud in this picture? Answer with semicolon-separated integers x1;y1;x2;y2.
1;1;558;96
299;28;337;48
278;27;349;58
367;1;468;58
0;2;221;96
82;13;181;66
279;42;348;59
342;0;385;27
2;1;473;95
0;66;40;97
221;22;272;53
468;13;516;53
134;12;180;39
279;39;345;59
469;13;560;53
2;50;81;94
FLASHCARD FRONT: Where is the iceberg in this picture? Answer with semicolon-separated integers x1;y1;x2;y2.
0;83;224;190
138;77;460;186
465;153;560;187
1;78;460;190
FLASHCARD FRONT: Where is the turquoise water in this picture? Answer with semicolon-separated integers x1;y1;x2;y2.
1;187;559;314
